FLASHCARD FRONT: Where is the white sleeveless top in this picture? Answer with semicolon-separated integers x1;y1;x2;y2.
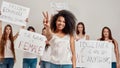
41;46;51;62
49;34;72;64
76;34;87;41
4;40;14;58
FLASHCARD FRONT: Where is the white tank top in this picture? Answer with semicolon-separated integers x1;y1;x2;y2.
49;34;72;64
76;34;87;41
4;40;14;58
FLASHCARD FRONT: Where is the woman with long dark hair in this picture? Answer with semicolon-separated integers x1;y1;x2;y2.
75;22;89;68
0;24;16;68
76;22;89;41
98;26;120;68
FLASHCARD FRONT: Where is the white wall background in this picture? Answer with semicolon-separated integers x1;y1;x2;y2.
0;0;120;68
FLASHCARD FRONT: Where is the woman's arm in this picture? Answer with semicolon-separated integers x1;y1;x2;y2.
114;39;120;67
13;32;19;40
13;18;28;40
13;26;25;40
70;35;76;68
42;12;52;41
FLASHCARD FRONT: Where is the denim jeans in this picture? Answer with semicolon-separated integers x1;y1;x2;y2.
112;62;116;68
51;63;72;68
23;58;37;68
0;58;14;68
40;61;51;68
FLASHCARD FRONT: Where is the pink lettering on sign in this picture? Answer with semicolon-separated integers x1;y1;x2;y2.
18;41;44;54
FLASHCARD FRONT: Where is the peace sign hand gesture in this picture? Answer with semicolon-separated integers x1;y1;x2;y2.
42;11;52;41
42;11;50;28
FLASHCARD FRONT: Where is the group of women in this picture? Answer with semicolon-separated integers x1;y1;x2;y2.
0;10;119;68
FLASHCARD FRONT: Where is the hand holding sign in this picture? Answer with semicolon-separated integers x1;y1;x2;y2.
21;18;29;29
25;18;28;22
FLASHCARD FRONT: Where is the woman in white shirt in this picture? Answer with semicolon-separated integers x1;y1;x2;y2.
75;22;89;68
76;22;89;41
0;24;16;68
42;10;76;68
23;26;37;68
98;26;120;68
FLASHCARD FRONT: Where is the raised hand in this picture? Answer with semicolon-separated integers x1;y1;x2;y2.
42;11;50;28
42;11;52;40
25;18;29;22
